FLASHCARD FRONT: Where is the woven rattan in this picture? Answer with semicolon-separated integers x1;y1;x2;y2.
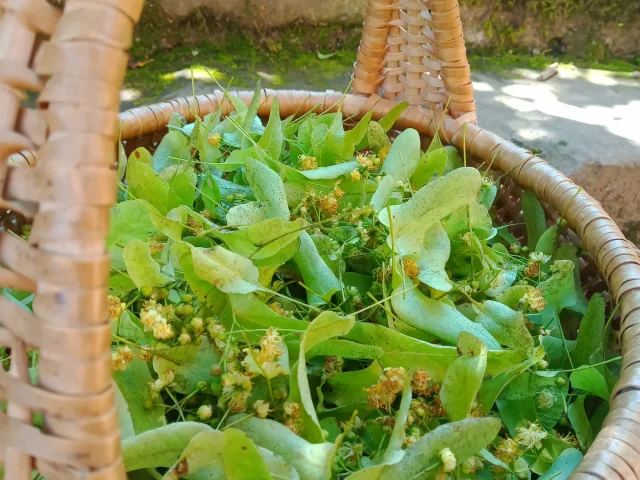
1;0;639;479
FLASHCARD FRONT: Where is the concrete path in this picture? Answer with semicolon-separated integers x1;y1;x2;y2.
124;67;640;241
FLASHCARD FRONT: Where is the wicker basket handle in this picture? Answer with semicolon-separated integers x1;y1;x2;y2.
352;0;475;123
0;1;144;479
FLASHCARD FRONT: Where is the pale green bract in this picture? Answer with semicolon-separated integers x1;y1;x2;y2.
378;167;483;255
123;239;171;288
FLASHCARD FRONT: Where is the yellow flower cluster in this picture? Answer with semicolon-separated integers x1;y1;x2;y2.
149;238;165;255
515;422;548;450
108;295;126;320
524;251;551;277
522;289;547;312
356;153;379;171
187;215;203;235
207;132;221;146
300;155;318;171
221;371;253;413
365;367;407;410
283;401;302;434
494;437;521;463
140;301;175;340
149;368;176;392
349;169;361;182
111;346;134;372
403;257;421;278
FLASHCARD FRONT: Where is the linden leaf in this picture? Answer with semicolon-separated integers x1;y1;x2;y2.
440;333;488;421
185;243;262;294
379;168;483;255
123;239;171;288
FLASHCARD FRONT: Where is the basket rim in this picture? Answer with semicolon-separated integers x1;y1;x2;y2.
119;89;640;476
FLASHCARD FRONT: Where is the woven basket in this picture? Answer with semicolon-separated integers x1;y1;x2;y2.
1;0;639;478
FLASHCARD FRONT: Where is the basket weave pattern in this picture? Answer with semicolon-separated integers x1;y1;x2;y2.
1;1;640;479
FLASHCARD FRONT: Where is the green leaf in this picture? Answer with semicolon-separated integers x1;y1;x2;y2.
123;239;171;288
369;128;421;211
122;422;212;471
477;346;546;411
293;232;341;306
308;339;383;360
382;417;501;479
538;448;582;480
411;148;448;189
229;293;309;334
232;416;333;480
226;202;271;226
257;97;283;162
172;242;226;314
152;113;190;172
390;278;500;349
185;243;262;294
113;359;166;436
414;223;452;292
539;260;579;311
299;161;359;180
127;160;182;215
536;226;559;256
201;174;222;213
522;191;547;250
245;157;290;220
497;398;537;437
292;311;355;442
472;301;534;354
128;147;153;168
242;81;262;130
572;293;605;367
365;121;390;153
343;111;372;158
215;217;306;265
163;164;197;208
114;381;135;440
324;361;383;407
378;102;409;132
380;128;421;181
344;322;521;382
568;394;593;449
440;333;488;421
152;338;221;394
116;311;147;341
117;142;128;180
222;429;273;480
150;205;187;241
107;200;157;270
570;367;609;400
379;168;483;255
109;273;137;296
381;378;412;465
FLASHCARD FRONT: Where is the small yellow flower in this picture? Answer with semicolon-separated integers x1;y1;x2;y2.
403;257;421;278
284;401;301;417
522;289;547;312
300;155;318;171
349;169;361;182
439;448;456;473
253;400;270;419
228;390;251;413
515;422;548;450
108;295;126;319
153;322;174;340
149;238;165;255
365;367;407;410
187;216;203;235
207;132;221;146
268;302;288;316
200;209;214;220
495;437;521;463
333;184;344;199
356;153;375;170
111;346;134;372
319;195;339;215
411;368;430;396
